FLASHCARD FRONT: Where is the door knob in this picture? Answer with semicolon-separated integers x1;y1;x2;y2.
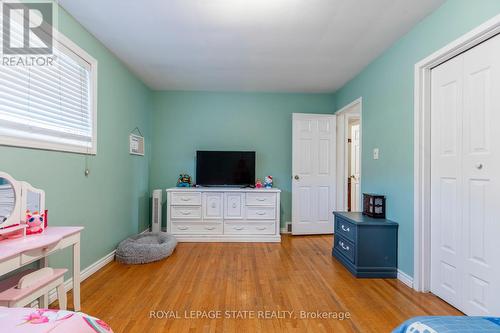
294;175;299;180
476;163;484;170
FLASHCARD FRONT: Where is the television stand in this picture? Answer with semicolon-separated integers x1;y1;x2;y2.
166;187;281;242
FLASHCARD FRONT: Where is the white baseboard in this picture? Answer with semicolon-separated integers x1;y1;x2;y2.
397;269;414;288
48;249;116;305
48;228;149;305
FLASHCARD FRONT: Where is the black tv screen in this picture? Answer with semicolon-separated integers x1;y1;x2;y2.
196;151;255;186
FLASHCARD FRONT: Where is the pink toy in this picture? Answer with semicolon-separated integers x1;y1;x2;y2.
25;211;44;235
255;179;263;188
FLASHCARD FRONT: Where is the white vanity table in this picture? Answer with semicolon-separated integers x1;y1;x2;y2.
0;172;83;311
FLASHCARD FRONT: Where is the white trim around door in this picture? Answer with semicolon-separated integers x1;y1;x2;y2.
413;13;500;292
335;98;362;212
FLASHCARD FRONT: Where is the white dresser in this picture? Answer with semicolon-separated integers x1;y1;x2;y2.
166;187;281;242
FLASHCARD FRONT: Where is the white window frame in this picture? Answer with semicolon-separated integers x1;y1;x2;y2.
0;27;98;155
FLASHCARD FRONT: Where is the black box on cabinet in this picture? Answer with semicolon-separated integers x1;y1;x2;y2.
362;193;386;218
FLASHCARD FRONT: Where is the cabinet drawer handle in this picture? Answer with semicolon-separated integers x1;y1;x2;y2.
256;226;267;230
339;241;350;251
180;197;191;201
177;226;188;230
256;211;266;215
180;211;191;215
256;198;266;201
341;225;350;232
233;226;244;230
205;226;216;230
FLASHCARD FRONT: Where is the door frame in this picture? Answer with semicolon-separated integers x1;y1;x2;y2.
413;13;500;292
335;97;362;212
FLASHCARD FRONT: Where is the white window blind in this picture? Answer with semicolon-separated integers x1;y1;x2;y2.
0;18;95;154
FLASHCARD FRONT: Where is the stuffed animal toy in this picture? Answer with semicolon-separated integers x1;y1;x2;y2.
255;179;263;188
264;176;273;188
25;210;44;235
176;174;192;187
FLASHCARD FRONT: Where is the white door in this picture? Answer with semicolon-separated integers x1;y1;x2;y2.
431;34;500;315
292;113;336;235
350;123;361;211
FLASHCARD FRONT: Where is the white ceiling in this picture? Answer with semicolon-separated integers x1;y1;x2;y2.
59;0;445;92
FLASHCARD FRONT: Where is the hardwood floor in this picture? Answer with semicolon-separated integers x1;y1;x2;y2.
62;235;461;333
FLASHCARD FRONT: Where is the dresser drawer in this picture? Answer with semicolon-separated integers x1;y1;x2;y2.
170;192;202;205
335;236;355;263
246;193;276;206
335;217;356;242
171;206;202;219
171;222;222;234
224;193;244;219
203;193;223;219
224;222;275;235
246;206;275;220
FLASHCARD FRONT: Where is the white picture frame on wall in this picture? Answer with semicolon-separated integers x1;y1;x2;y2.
129;134;145;156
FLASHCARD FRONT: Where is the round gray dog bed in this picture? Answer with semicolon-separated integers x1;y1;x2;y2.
116;232;177;264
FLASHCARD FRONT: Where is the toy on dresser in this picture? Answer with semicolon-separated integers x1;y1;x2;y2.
176;174;192;187
264;176;273;188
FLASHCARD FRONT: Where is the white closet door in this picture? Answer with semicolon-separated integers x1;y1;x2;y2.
431;33;500;315
292;114;336;235
430;55;464;310
461;34;500;316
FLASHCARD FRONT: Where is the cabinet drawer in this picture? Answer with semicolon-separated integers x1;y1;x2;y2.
203;193;223;219
170;192;201;205
224;222;275;235
335;236;355;263
225;193;244;219
246;193;276;206
171;206;202;219
246;206;275;220
21;239;62;265
335;217;356;242
172;222;222;234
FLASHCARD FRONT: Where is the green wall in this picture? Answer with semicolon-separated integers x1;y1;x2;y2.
334;0;500;276
0;7;152;276
150;91;336;225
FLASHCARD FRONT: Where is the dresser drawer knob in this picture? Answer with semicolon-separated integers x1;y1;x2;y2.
341;225;350;232
178;226;188;230
233;226;244;231
256;211;266;215
232;203;237;208
204;226;216;230
339;241;350;251
180;197;191;201
256;198;266;201
180;211;191;215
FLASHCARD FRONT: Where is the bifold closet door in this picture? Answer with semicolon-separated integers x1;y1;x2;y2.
431;33;500;316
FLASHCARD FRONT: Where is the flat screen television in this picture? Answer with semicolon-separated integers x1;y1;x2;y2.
196;151;255;187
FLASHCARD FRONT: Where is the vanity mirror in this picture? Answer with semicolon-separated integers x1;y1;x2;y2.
0;172;45;237
0;172;21;230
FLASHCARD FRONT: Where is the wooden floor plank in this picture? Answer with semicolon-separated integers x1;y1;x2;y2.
57;235;461;333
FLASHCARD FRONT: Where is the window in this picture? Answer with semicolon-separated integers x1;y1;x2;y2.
0;23;97;154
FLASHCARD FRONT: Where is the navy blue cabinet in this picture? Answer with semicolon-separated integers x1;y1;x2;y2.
332;212;398;278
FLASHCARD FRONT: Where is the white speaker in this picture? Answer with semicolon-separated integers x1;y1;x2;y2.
152;189;162;233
